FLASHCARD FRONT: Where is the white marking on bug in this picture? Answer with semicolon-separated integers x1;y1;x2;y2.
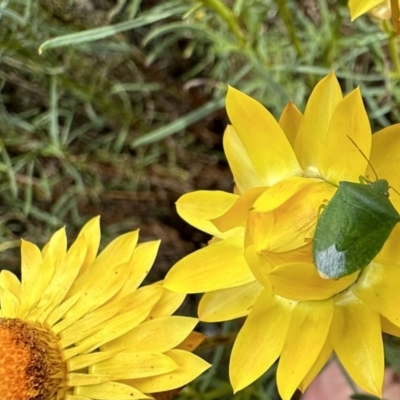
315;244;347;280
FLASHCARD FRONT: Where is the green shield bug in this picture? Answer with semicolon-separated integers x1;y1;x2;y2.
313;177;400;279
313;136;400;279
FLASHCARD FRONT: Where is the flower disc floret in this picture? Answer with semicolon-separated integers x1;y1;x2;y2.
0;318;65;400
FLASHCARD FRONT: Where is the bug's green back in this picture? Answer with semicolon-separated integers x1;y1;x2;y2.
313;179;400;279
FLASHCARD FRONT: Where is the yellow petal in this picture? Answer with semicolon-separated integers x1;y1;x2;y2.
0;269;20;300
370;1;392;19
298;341;333;392
46;291;82;328
0;270;20;317
26;227;67;316
223;125;262;193
230;289;293;392
66;394;93;400
278;101;303;149
64;309;151;359
378;224;400;265
331;291;384;397
176;190;238;237
277;298;334;400
248;179;334;253
164;233;254;293
211;187;266;232
368;123;400;205
348;0;386;19
295;72;342;175
66;230;139;299
59;260;135;331
59;285;162;346
352;261;400;327
69;373;114;386
269;262;358;301
65;392;102;400
147;285;186;319
318;87;371;185
75;382;149;399
19;239;42;317
198;280;264;322
243;244;275;289
33;226;90;323
102;316;198;353
113;240;161;300
128;349;211;392
243;244;314;291
41;224;67;258
74;216;101;277
226;86;301;186
68;351;115;371
0;290;19;317
176;331;205;351
251;176;318;213
381;315;400;337
91;352;178;379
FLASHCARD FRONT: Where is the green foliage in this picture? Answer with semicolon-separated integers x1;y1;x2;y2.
385;339;400;374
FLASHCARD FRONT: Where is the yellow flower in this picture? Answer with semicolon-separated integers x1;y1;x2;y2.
164;73;400;400
0;216;210;400
349;0;400;32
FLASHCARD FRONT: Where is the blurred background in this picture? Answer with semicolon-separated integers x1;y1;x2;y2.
1;1;400;398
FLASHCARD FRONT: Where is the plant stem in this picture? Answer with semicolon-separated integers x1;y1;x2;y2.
274;0;304;58
391;0;400;34
382;20;400;77
199;0;246;46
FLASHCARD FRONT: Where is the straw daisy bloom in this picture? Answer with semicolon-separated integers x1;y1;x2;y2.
164;73;400;399
0;216;210;400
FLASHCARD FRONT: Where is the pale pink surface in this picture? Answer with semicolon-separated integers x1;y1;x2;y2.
302;359;400;400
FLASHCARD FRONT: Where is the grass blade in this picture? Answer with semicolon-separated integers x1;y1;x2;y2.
131;97;225;148
39;5;187;54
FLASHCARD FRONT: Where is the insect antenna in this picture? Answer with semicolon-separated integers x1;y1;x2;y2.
347;135;400;196
346;135;378;181
390;184;400;197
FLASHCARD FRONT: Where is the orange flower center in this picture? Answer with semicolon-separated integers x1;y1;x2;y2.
0;318;66;400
